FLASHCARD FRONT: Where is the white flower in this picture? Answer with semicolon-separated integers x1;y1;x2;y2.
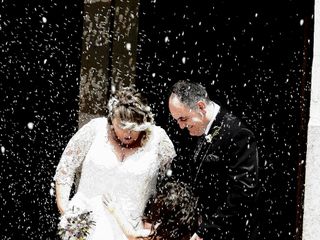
59;215;68;229
205;134;213;143
205;126;222;143
107;97;119;112
58;207;95;240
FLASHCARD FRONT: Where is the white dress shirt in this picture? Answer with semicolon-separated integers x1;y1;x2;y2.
204;102;220;135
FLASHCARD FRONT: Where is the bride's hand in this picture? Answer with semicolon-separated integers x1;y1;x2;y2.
102;192;117;212
102;193;152;238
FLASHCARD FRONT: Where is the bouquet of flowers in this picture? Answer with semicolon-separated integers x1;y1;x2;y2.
58;206;96;240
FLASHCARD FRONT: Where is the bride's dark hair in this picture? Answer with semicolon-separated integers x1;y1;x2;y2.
144;181;198;240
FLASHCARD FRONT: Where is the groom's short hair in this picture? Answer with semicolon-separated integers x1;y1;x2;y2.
170;80;210;108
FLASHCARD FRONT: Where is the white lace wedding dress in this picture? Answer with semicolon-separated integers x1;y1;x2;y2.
54;117;176;240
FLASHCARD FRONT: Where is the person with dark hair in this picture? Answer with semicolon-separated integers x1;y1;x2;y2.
103;180;199;240
54;86;176;240
143;181;199;240
168;80;261;240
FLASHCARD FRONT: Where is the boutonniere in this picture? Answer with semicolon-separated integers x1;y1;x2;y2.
205;126;221;143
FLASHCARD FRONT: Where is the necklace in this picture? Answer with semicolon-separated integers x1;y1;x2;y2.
108;126;145;162
119;147;126;162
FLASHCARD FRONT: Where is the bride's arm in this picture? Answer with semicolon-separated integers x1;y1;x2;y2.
54;119;98;214
102;194;152;238
55;183;71;214
157;128;176;179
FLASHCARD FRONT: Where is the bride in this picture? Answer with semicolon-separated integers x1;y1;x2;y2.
54;86;176;239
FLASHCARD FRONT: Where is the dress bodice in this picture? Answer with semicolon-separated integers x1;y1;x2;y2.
54;117;176;228
76;119;166;219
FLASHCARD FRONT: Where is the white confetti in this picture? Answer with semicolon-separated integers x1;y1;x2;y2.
125;43;131;51
300;19;304;26
27;122;34;130
50;188;54;196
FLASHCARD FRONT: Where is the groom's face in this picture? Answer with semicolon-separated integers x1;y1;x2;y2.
169;95;207;136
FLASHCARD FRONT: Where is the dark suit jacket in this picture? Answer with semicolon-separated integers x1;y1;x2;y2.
190;108;261;240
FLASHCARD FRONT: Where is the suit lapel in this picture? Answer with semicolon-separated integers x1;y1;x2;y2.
194;108;225;162
193;135;206;163
193;108;226;183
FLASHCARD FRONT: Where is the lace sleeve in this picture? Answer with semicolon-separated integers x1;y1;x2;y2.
157;128;176;175
54;119;98;206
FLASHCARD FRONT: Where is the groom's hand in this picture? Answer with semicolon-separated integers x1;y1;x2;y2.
190;233;203;240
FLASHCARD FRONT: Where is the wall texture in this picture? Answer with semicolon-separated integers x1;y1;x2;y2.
303;0;320;239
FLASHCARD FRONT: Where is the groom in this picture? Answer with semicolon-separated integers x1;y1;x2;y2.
168;80;261;240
